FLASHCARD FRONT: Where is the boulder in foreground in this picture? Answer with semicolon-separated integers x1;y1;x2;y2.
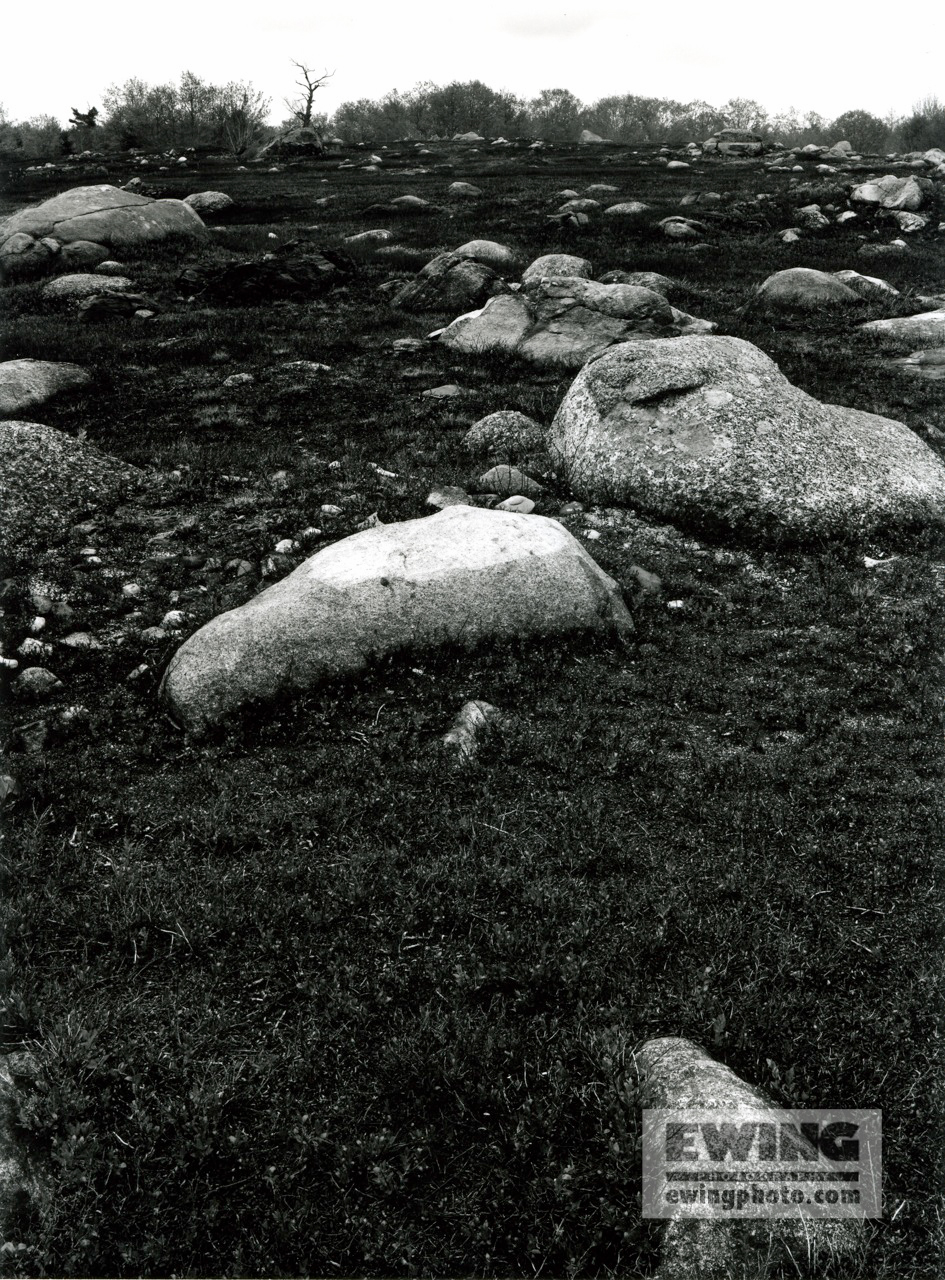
549;335;945;543
636;1038;866;1280
161;505;632;733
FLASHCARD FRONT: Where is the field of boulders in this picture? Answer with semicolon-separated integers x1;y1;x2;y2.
1;138;944;1279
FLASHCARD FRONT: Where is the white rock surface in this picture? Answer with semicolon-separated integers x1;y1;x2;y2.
161;506;632;732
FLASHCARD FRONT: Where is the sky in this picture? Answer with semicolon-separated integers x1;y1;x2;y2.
2;0;942;129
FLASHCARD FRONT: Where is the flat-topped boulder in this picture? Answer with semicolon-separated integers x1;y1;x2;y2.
859;309;945;349
548;334;945;544
0;184;205;249
160;505;632;733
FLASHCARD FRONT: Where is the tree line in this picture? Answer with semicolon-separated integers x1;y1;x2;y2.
1;69;943;159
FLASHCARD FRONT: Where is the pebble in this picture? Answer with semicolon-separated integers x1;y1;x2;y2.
558;501;586;516
122;583;143;598
583;529;602;540
126;664;150;681
29;617;46;634
0;774;20;805
223;373;255;387
423;384;464;398
274;538;298;554
320;504;343;517
140;627;169;643
161;610;186;629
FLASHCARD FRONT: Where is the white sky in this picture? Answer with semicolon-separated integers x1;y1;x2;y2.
2;0;942;128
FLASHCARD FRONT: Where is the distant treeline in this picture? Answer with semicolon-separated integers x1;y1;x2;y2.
2;72;944;158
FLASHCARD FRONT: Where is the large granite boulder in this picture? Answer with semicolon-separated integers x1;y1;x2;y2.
160;505;632;733
0;360;91;417
437;277;714;370
0;421;142;565
548;335;945;543
0;184;205;250
0;184;205;279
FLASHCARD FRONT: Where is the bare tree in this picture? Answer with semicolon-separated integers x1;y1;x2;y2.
285;62;333;128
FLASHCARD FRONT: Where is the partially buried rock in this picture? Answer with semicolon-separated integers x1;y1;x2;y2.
756;268;861;310
636;1038;866;1280
476;465;543;497
0;421;142;563
41;273;133;301
891;349;945;379
859;309;945;349
548;334;945;544
160;505;632;733
0;360;91;416
441;700;505;760
462;411;545;457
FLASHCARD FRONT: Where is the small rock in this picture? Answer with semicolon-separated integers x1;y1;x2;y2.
628;565;663;595
426;486;470;509
355;512;383;530
441;700;505;760
60;632;101;649
223;373;254;387
476;465;543;497
140;627;169;643
13;667;62;696
17;638;52;659
320;504;343;517
274;538;298;554
29;616;46;634
422;384;464;398
126;663;150;681
0;774;20;805
496;495;535;514
122;583;143;598
161;610;186;629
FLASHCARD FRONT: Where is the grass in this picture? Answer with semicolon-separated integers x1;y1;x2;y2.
1;144;944;1278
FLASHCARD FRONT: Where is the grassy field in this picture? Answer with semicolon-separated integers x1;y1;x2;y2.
1;145;944;1278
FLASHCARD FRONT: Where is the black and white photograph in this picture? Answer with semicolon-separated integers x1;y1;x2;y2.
1;3;943;1276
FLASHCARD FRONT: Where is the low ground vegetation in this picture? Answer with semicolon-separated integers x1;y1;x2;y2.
1;142;944;1278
